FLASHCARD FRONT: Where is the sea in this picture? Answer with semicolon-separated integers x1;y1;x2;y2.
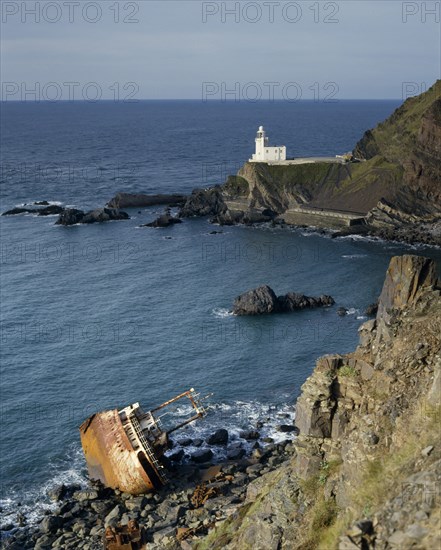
1;99;441;531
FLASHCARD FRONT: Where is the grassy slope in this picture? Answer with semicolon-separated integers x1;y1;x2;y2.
355;80;441;164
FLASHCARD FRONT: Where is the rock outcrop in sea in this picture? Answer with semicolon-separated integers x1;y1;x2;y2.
55;208;130;226
232;285;334;315
141;208;183;228
2;204;64;216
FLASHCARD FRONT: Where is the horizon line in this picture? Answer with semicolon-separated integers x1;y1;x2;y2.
0;98;403;103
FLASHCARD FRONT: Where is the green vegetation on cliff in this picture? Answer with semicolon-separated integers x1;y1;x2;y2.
353;80;441;164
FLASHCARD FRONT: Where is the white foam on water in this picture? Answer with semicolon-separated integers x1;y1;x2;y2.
342;254;368;259
1;399;296;530
166;399;297;463
212;307;235;318
0;445;87;530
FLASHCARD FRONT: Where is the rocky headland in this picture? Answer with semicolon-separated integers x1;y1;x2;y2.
3;254;439;549
179;81;441;246
2;82;440;245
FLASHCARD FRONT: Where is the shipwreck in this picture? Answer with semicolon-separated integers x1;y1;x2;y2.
79;389;209;495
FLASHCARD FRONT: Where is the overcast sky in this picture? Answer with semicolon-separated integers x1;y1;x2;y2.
1;0;440;100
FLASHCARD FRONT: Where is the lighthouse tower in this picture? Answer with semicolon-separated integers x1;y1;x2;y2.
250;126;286;162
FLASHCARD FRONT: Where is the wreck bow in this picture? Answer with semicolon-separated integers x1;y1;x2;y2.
79;388;208;495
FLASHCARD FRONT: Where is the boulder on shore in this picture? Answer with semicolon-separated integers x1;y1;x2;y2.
232;285;334;315
55;208;129;226
206;429;229;445
107;192;186;209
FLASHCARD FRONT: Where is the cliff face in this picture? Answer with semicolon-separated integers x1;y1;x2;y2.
195;255;441;549
354;81;441;219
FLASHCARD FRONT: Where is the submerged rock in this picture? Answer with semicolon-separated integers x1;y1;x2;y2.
2;204;64;216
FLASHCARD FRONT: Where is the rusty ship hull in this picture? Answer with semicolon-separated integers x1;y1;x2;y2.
79;389;208;495
80;409;165;494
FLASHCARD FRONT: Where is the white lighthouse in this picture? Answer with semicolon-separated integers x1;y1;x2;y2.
250;126;286;162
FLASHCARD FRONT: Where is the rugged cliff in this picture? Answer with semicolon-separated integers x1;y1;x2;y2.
180;81;441;244
194;255;441;549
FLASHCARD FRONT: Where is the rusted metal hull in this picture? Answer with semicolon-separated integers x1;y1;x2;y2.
79;409;162;494
79;389;209;495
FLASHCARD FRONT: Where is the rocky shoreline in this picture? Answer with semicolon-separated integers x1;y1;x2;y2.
1;428;297;550
1;252;439;550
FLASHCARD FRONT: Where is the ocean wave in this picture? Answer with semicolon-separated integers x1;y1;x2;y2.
212;307;235;318
0;445;87;529
342;254;368;259
166;399;297;463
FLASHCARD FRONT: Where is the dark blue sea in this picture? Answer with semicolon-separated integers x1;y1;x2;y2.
1;100;440;529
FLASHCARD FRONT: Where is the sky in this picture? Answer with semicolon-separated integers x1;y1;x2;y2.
1;0;440;100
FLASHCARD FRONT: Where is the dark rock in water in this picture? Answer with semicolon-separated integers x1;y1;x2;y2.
277;425;299;434
168;449;185;462
227;447;246;460
34;200;50;206
209;230;223;234
142;211;182;228
81;208;130;224
37;205;64;216
107;192;186;209
55;208;85;225
178;438;193;447
278;292;335;311
365;302;378;316
179;187;227;218
233;285;279;315
55;208;129;226
192;438;203;447
239;430;260;440
337;307;348;316
191;449;213;463
233;285;334;316
2;204;64;216
2;207;30;216
206;428;229;445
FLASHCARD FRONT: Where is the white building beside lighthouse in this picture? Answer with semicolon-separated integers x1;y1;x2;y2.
249;126;286;162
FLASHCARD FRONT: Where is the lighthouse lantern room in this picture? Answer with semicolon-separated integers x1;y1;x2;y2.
250;126;286;162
